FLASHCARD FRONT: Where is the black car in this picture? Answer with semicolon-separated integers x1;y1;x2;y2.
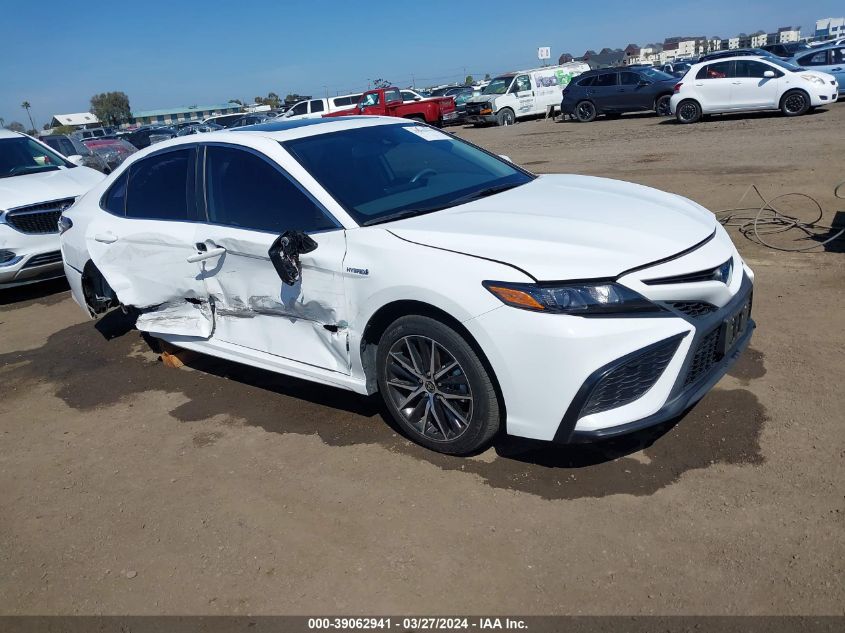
760;42;810;58
697;48;776;63
119;125;177;150
560;67;678;122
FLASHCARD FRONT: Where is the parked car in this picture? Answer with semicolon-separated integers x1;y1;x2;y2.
671;56;838;123
561;66;678;122
61;117;755;455
324;87;457;126
229;114;273;127
279;94;364;121
121;125;178;150
465;62;590;126
661;61;694;77
81;138;138;171
400;89;431;102
761;42;810;58
0;130;104;289
41;134;111;173
72;127;116;141
176;122;224;136
452;88;481;123
697;48;777;63
790;44;845;96
201;113;246;128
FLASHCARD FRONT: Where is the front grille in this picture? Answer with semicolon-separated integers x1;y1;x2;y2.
684;327;721;387
5;198;75;234
580;336;682;417
22;251;62;269
667;300;717;318
644;258;732;286
465;102;484;115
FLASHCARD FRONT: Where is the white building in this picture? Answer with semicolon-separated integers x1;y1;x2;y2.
49;112;100;129
749;31;768;48
815;17;844;40
772;26;801;43
727;36;741;49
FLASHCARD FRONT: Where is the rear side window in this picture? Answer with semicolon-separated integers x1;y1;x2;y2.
798;51;828;66
593;73;617;87
332;97;350;107
697;61;734;79
204;146;336;234
577;75;595;87
310;100;325;113
102;170;128;215
126;148;194;221
385;89;402;104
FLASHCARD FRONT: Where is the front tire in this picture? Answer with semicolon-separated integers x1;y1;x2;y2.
575;100;597;122
377;315;500;455
781;89;810;117
676;99;701;124
496;108;515;126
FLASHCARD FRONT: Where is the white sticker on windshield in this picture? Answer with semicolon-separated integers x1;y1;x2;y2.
404;125;451;141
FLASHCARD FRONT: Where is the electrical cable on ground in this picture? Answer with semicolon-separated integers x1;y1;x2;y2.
715;182;845;252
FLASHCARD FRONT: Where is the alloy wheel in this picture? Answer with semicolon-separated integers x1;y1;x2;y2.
576;102;595;121
678;102;699;123
384;335;474;442
784;92;807;114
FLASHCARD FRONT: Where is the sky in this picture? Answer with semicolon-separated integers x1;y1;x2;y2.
0;0;840;128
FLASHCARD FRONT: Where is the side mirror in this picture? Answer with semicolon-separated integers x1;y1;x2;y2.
763;70;776;78
638;79;651;86
268;230;318;286
67;155;84;166
414;97;421;101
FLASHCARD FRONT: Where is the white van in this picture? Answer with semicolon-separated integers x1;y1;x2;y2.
465;62;590;125
281;93;363;121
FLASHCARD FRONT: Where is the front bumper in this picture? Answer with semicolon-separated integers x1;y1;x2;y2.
465;113;497;124
0;224;64;289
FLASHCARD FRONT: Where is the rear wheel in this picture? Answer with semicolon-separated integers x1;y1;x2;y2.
781;89;810;117
655;94;672;116
575;100;597;122
676;99;701;124
377;315;500;455
496;108;515;126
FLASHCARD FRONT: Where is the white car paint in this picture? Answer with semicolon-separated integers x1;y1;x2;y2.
61;117;755;451
0;130;104;289
670;56;838;118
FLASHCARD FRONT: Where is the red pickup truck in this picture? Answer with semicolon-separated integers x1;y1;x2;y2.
325;87;457;126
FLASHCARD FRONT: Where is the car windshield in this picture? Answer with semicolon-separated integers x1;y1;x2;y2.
766;58;802;72
283;123;534;226
482;77;514;95
639;67;675;81
0;137;72;178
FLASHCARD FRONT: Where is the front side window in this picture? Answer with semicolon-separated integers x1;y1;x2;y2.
799;51;829;66
290;102;308;116
125;148;194;221
361;93;380;107
0;136;72;178
283;123;533;226
735;60;779;78
619;72;641;86
204;145;336;234
513;75;531;92
309;100;325;113
44;137;77;157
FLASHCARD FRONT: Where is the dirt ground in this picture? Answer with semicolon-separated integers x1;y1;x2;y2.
1;106;843;616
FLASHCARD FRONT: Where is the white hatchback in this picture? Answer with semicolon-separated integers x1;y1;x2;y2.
670;56;838;123
0;130;104;289
61;117;755;455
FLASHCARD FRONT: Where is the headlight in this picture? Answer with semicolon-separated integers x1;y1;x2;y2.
801;74;825;85
482;281;663;315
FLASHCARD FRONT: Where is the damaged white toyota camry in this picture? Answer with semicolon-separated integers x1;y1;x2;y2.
60;117;754;455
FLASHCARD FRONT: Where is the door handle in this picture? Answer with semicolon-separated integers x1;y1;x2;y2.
187;242;226;263
94;232;118;244
831;67;843;71
731;81;742;85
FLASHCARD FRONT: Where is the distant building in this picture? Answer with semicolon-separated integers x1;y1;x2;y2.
770;26;801;44
662;36;706;61
577;47;625;68
49;112;100;129
815;17;844;40
130;102;241;126
749;31;768;47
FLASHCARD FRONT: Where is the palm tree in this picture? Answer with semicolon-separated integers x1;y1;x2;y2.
21;101;35;132
0;117;5;129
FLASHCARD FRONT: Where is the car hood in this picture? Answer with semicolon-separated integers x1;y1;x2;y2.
386;175;717;280
0;167;105;211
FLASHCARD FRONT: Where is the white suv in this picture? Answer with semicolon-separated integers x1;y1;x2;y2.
60;117;754;455
0;130;104;289
670;56;838;123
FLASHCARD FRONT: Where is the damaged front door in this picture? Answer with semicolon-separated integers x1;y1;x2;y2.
85;146;214;338
195;145;349;372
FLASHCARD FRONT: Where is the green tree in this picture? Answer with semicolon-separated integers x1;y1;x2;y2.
6;121;25;132
254;92;282;108
371;78;391;89
230;99;243;106
52;125;77;135
21;101;36;132
285;93;310;104
484;73;491;81
90;91;132;127
465;75;474;85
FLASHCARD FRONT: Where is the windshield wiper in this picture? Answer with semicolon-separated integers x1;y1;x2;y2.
360;204;453;226
448;182;523;206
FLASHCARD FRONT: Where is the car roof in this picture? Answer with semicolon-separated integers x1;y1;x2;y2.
0;129;24;140
798;42;842;53
690;55;780;68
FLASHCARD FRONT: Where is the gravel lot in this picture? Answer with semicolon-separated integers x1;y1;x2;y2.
1;106;843;615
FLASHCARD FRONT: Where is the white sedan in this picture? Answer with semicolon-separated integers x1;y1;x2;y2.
670;56;838;123
60;117;755;455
